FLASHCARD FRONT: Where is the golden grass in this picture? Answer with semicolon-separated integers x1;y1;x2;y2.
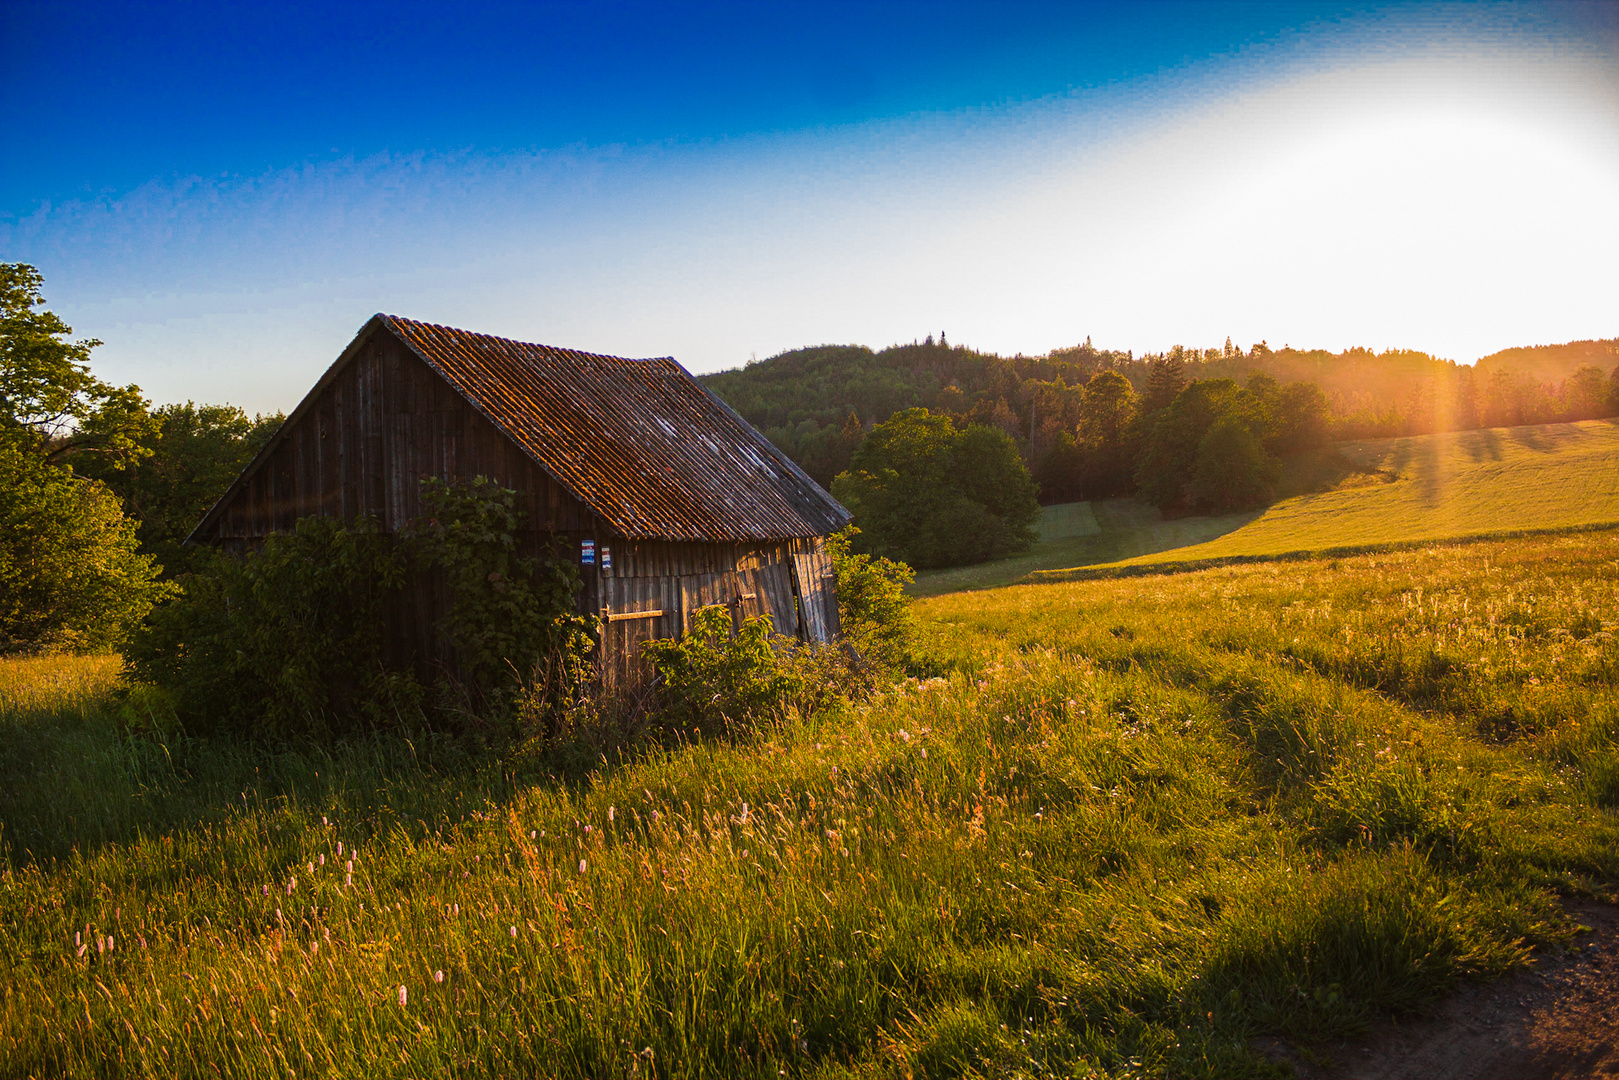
4;533;1619;1076
1033;419;1619;582
0;653;122;723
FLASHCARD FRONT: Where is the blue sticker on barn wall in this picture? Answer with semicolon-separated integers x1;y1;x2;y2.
602;547;613;570
581;539;596;566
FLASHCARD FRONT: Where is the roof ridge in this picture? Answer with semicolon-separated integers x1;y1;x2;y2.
383;314;671;366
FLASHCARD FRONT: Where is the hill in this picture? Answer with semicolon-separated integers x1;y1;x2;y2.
1477;338;1619;383
1031;418;1619;582
703;337;1619;488
700;338;1133;486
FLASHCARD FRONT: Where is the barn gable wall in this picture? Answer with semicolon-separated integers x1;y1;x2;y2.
206;330;595;542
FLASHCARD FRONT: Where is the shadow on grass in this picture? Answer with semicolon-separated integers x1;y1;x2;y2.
909;499;1263;598
0;685;619;869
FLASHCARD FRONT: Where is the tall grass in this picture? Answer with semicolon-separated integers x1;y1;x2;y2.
3;530;1617;1077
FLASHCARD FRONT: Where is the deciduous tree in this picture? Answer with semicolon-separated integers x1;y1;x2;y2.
831;408;1039;569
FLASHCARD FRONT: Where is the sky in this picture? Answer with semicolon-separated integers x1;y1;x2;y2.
2;0;1617;415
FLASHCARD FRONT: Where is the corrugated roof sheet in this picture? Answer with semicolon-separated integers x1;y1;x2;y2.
383;316;849;542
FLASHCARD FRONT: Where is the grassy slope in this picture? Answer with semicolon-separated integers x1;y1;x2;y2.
910;500;1259;597
1029;418;1619;583
4;531;1619;1077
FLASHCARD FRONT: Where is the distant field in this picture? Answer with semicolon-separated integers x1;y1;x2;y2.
1029;419;1619;583
909;499;1257;596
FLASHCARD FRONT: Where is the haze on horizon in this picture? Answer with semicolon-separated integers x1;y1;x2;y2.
2;0;1616;416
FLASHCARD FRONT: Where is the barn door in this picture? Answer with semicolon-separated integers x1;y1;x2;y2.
791;550;840;644
680;573;725;636
754;561;798;638
680;570;772;637
600;578;667;692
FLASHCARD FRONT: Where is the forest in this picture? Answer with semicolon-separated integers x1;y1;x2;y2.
702;334;1619;499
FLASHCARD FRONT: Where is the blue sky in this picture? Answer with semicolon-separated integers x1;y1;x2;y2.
3;1;1616;414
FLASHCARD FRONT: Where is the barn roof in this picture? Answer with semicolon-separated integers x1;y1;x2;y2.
191;314;850;543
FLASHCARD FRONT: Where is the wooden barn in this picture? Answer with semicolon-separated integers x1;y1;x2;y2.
188;314;851;684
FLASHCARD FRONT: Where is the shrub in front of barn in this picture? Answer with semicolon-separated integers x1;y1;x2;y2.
642;606;804;738
638;530;924;740
128;478;595;740
126;515;408;738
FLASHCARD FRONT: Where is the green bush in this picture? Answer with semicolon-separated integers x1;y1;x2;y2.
831;408;1039;569
643;606;803;738
406;477;594;725
0;440;171;654
1191;415;1278;512
131;477;593;740
826;525;918;672
127;515;408;738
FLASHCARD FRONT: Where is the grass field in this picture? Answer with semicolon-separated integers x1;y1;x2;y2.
1034;419;1619;583
4;529;1618;1077
910;501;1258;597
911;419;1619;595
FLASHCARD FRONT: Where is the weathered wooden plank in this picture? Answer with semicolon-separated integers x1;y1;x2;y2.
792;552;836;644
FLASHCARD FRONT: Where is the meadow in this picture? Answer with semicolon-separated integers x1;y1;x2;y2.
3;529;1619;1077
909;501;1257;597
1034;419;1619;584
912;418;1619;596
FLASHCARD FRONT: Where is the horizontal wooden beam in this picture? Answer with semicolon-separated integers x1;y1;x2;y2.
607;609;665;622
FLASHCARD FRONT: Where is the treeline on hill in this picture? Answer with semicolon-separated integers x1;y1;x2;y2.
703;332;1619;566
703;334;1619;491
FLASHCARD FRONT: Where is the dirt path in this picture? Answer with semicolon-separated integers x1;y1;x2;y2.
1260;901;1619;1080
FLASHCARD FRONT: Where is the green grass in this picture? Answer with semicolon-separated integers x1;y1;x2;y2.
1035;419;1619;582
914;419;1619;595
910;500;1258;597
4;530;1619;1077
